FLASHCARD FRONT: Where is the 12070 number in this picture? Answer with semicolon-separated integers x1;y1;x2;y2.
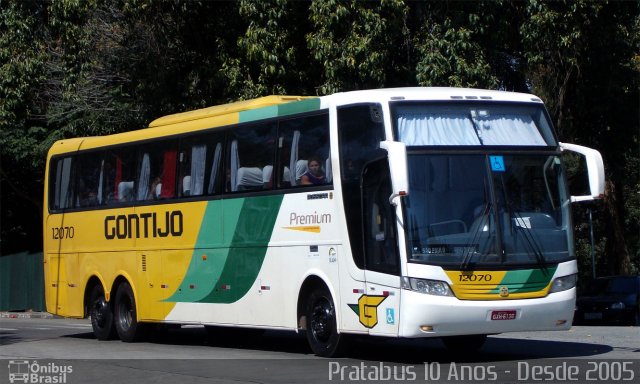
52;226;74;239
459;273;492;282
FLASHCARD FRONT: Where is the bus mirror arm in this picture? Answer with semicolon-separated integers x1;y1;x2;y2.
559;142;606;202
379;141;409;206
389;191;407;206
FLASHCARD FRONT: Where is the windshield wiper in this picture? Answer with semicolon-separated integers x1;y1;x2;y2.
498;174;548;271
460;202;491;270
469;111;484;145
511;210;548;271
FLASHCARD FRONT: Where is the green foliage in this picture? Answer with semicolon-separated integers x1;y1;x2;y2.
307;0;409;94
412;1;500;88
233;0;308;98
0;1;48;167
0;0;638;275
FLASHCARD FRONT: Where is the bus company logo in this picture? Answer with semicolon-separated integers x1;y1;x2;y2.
104;210;183;240
499;286;509;297
347;295;387;328
8;360;72;383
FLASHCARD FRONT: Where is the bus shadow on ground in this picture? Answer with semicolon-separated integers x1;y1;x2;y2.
340;335;613;363
0;329;22;346
64;326;613;363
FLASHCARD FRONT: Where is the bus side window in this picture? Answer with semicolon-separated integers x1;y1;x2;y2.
179;134;224;197
49;156;74;211
208;142;222;195
278;112;330;188
75;153;103;208
228;122;276;192
101;147;136;205
136;140;178;201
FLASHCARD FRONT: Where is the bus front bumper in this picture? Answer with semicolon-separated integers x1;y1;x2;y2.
399;288;575;338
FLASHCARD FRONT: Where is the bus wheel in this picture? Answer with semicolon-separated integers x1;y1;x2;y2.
114;282;144;342
305;287;346;357
89;284;116;340
441;334;487;352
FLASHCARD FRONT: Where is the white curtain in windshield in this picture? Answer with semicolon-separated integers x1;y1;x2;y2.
397;111;481;145
473;113;546;146
396;106;547;146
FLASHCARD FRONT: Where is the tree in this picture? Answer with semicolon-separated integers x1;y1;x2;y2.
521;0;639;276
307;0;409;94
0;0;637;275
411;1;500;89
0;1;49;253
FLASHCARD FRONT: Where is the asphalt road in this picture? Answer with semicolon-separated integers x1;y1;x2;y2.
1;317;638;383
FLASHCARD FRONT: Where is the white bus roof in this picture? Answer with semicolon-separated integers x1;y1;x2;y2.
324;87;544;106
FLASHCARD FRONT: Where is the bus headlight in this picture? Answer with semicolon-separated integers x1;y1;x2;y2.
402;277;453;296
549;274;577;293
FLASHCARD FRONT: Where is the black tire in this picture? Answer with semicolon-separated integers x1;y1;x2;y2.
305;287;347;357
114;282;145;342
441;334;487;352
88;284;116;340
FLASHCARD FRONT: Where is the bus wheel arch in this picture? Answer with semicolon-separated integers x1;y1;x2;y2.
297;275;331;330
297;276;347;357
85;277;116;340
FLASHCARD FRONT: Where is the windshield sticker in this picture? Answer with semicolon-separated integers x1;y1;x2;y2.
490;155;505;172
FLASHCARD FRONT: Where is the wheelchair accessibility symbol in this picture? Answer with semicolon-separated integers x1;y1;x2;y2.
386;308;395;325
490;155;505;172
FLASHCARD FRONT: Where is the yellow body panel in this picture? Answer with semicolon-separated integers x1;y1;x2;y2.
44;194;208;318
43;94;310;321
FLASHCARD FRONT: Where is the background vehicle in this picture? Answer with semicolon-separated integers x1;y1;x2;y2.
44;88;605;356
575;276;640;326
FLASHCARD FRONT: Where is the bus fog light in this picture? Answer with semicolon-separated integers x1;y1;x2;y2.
420;325;434;332
403;277;453;296
549;274;577;293
556;320;567;326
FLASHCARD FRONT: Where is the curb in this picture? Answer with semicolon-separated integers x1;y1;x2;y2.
0;311;58;319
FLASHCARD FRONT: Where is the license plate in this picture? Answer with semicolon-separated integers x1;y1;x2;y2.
584;312;603;320
491;310;517;320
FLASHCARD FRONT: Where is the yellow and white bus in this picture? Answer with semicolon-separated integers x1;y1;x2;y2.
44;88;605;356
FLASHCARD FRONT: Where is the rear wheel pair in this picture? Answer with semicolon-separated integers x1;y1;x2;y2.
89;282;144;342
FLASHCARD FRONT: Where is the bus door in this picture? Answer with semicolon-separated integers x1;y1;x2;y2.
45;155;81;316
361;158;401;336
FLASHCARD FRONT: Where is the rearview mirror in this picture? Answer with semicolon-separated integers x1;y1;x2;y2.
559;142;605;202
379;141;409;205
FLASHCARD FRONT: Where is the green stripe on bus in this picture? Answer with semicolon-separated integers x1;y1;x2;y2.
164;199;241;303
489;266;557;294
166;195;284;304
238;98;321;123
239;105;279;123
277;98;321;116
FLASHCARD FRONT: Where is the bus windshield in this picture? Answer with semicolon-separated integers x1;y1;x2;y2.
403;153;574;268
